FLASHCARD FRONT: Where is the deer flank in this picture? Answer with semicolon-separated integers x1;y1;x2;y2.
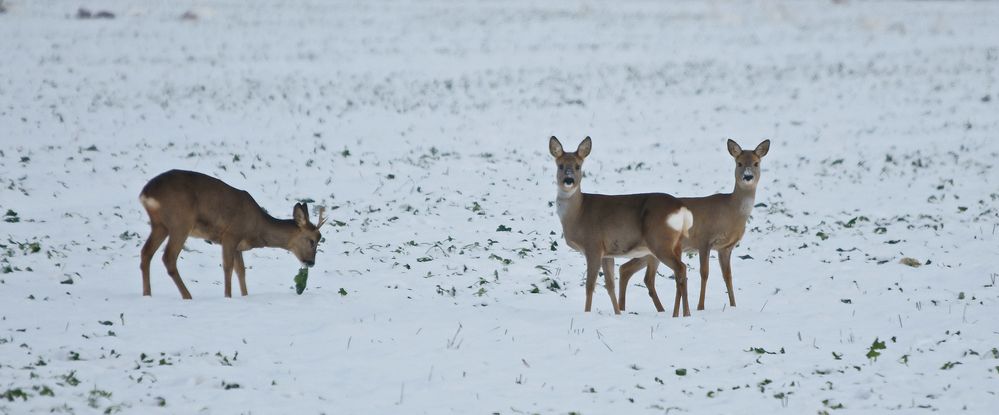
138;169;327;299
550;136;693;317
619;139;770;311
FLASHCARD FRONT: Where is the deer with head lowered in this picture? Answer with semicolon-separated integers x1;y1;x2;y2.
549;136;694;317
618;139;770;312
138;169;327;299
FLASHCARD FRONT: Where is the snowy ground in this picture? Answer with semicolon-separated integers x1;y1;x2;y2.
2;0;999;413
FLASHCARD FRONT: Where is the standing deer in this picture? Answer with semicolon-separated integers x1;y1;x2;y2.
138;169;327;299
618;139;770;311
549;136;694;317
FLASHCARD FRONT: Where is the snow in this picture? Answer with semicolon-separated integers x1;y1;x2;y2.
2;0;998;413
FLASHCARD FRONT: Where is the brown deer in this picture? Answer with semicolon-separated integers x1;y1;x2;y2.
138;169;327;299
549;136;694;317
618;139;770;311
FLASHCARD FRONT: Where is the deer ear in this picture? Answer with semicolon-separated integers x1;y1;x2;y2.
548;136;564;158
754;139;771;158
727;139;743;158
576;136;592;158
293;203;309;227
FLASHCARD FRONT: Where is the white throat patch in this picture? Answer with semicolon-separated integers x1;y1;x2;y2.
557;186;578;199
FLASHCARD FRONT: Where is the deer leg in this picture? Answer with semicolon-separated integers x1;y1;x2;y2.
679;245;690;316
718;247;736;307
234;251;248;296
162;232;193;300
642;258;665;312
222;242;236;298
140;224;168;296
618;257;644;312
670;258;682;317
583;252;602;313
697;248;710;310
651;242;689;317
601;258;621;315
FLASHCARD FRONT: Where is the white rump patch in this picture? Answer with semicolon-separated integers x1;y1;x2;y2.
139;194;160;210
666;207;694;236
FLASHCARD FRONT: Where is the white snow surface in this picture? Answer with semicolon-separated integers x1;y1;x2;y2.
2;0;999;413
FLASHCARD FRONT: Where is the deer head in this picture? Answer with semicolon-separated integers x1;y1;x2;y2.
289;202;326;267
727;139;770;190
549;136;592;197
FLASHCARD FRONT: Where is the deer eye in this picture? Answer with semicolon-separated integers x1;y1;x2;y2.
574;164;579;170
308;239;316;248
558;164;564;169
754;162;759;167
737;162;744;167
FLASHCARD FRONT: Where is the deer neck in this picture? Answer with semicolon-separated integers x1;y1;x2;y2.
730;183;758;218
556;186;583;226
254;214;299;250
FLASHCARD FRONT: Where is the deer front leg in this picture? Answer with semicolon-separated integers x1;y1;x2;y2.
718;246;736;307
234;251;248;296
222;242;237;298
583;251;602;313
697;247;710;310
601;258;621;315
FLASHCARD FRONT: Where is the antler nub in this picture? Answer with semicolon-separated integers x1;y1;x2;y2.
316;206;328;229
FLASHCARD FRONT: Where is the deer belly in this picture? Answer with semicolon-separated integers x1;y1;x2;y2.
709;233;741;250
610;246;652;259
566;240;583;252
190;226;221;244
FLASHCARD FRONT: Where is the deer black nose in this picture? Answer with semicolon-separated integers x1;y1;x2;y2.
563;178;575;186
303;260;315;268
743;174;754;182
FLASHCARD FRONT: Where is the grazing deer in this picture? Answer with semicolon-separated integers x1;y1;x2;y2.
618;139;770;311
549;136;694;317
138;170;327;299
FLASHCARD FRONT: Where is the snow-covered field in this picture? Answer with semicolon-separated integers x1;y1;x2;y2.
2;0;998;413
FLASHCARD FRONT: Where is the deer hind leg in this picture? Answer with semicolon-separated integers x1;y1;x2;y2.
618;257;642;312
651;237;689;317
697;248;710;310
671;262;682;317
677;244;690;317
620;256;666;312
234;251;248;296
641;258;665;312
162;232;193;300
718;246;736;307
140;223;168;296
601;258;621;315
